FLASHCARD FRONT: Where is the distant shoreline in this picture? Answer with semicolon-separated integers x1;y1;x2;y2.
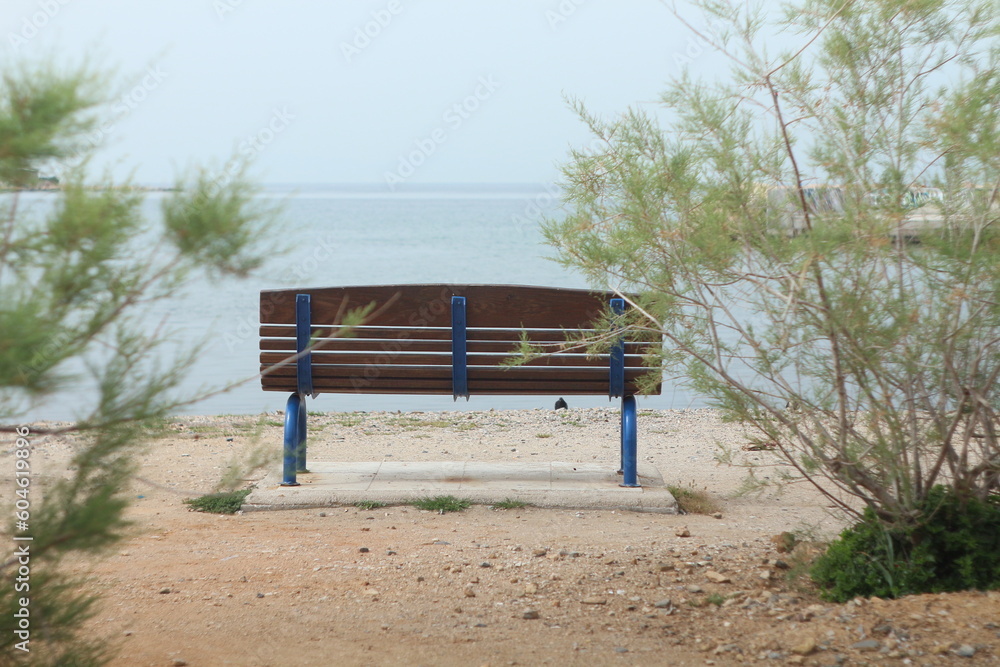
1;185;177;193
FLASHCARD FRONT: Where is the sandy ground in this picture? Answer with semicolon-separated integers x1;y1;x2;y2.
10;407;1000;666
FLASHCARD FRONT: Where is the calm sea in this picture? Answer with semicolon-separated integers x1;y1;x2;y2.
15;183;703;421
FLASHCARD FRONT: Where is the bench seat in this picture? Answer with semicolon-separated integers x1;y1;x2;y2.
259;284;661;487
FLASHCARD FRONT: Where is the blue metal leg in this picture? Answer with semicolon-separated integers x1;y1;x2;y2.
281;393;302;486
297;394;308;473
620;394;640;488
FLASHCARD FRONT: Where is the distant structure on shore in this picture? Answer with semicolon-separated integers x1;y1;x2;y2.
766;185;993;239
1;168;173;193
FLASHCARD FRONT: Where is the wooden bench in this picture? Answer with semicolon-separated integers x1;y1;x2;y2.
259;284;661;487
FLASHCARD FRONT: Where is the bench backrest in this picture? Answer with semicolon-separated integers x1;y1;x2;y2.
259;284;660;398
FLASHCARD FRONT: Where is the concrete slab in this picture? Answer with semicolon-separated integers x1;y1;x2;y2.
244;461;678;514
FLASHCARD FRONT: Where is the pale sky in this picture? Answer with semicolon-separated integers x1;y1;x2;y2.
1;0;726;185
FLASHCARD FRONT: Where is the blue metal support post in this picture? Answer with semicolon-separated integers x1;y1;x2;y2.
451;296;469;400
281;294;313;486
609;297;639;487
281;392;302;486
620;394;639;487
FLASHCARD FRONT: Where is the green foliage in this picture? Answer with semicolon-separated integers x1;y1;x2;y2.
412;495;472;513
545;0;1000;555
0;60;273;664
354;500;387;510
184;489;252;515
491;498;530;510
667;483;722;515
812;487;1000;601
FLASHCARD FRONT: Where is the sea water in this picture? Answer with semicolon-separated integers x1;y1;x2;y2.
12;183;704;421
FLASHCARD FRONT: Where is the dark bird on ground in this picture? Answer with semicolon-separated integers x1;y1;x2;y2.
554;398;568;410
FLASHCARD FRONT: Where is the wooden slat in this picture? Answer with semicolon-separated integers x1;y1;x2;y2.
262;364;649;382
260;284;617;329
260;337;655;356
260;325;600;343
261;337;452;352
260;351;648;368
261;377;652;395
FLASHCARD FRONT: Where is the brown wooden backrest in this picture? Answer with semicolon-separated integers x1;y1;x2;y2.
259;284;660;396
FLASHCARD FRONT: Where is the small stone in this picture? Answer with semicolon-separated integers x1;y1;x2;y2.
712;512;723;519
613;647;628;653
685;584;703;594
871;623;893;636
851;639;881;652
522;609;540;619
172;660;188;667
159;588;171;594
416;576;424;582
359;547;369;553
954;645;976;658
581;596;607;605
523;583;538;595
318;512;326;517
256;592;265;598
653;599;672;608
464;587;476;598
791;636;817;656
123;630;133;636
532;548;548;557
706;571;731;584
480;561;492;568
656;562;674;572
675;526;691;537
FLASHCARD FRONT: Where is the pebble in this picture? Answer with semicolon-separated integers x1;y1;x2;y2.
675;526;691;537
790;636;816;656
705;571;731;584
851;639;881;652
654;599;672;608
359;547;369;553
685;584;703;594
159;588;171;594
954;644;977;658
581;596;607;605
522;609;540;619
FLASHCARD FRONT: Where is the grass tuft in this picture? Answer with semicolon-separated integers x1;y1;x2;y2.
667;484;722;515
412;495;471;513
354;500;387;510
184;489;251;514
492;498;530;510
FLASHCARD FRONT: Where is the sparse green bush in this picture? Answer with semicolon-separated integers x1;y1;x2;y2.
812;487;1000;601
492;498;530;510
355;500;387;510
412;495;471;513
184;489;252;515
